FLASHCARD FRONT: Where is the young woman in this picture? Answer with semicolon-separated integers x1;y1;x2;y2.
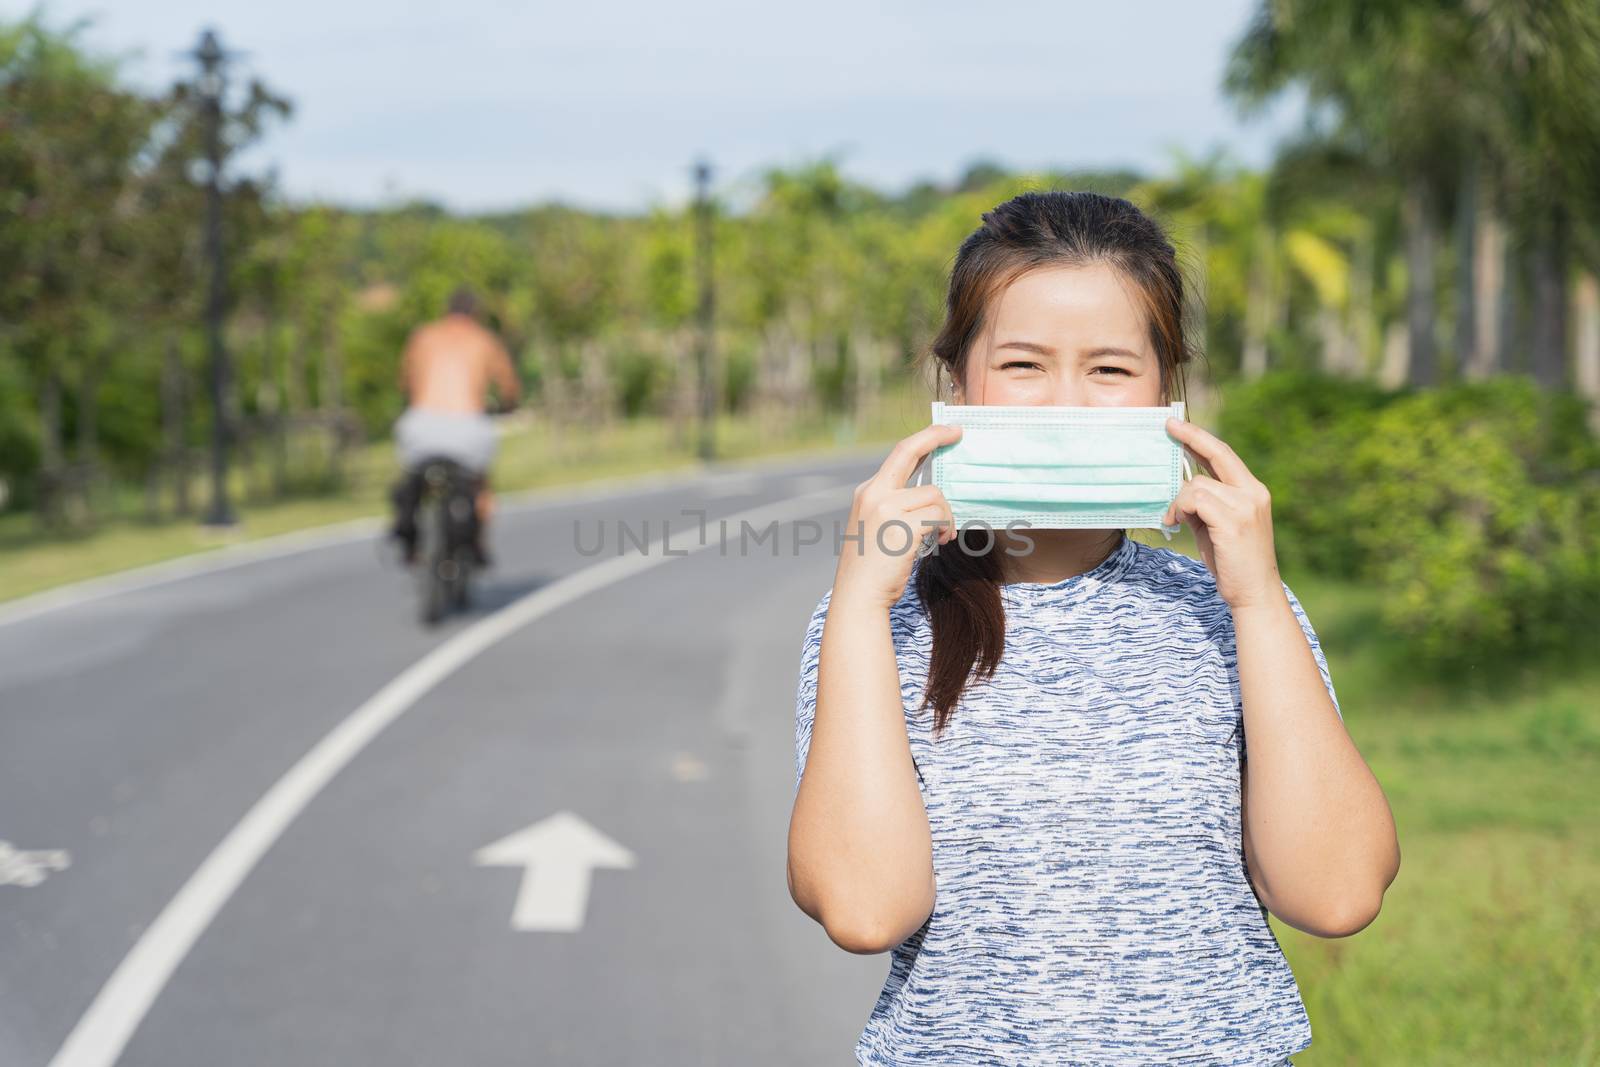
786;191;1400;1065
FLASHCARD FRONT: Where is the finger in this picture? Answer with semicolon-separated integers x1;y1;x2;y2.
879;423;964;489
1163;476;1246;528
889;483;949;513
915;489;960;547
1185;446;1218;483
1184;473;1254;511
902;503;956;549
1169;488;1225;532
1165;417;1256;489
1190;516;1215;571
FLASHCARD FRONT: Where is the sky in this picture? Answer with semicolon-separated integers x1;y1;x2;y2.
12;0;1306;215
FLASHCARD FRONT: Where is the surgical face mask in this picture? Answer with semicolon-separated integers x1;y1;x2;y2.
918;400;1192;538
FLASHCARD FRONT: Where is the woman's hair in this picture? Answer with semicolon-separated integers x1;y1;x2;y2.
913;190;1199;736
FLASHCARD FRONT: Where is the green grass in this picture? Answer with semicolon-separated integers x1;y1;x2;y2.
0;383;933;605
1257;569;1600;1065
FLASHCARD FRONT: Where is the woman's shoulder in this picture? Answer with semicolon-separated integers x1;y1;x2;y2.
1126;538;1227;604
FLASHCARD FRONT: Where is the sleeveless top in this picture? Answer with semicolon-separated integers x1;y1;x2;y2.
792;534;1343;1065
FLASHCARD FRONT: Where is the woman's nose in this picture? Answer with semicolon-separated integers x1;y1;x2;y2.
1047;385;1089;407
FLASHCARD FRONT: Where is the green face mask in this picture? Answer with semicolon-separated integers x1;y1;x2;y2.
921;400;1191;538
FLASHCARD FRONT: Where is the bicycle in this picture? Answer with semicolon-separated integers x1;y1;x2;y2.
407;456;484;625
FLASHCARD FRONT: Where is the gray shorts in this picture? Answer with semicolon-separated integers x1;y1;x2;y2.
394;408;497;474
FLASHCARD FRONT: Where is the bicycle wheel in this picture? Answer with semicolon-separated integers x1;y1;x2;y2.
420;494;452;625
450;547;473;610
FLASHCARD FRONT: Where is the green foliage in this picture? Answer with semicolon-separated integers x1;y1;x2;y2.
1221;372;1600;671
1347;380;1600;667
611;346;668;418
721;339;757;414
809;331;853;411
1216;370;1400;576
0;350;39;504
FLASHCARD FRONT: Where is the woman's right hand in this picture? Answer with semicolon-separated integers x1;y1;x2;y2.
832;423;963;611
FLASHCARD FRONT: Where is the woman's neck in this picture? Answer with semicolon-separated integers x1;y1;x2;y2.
994;528;1125;585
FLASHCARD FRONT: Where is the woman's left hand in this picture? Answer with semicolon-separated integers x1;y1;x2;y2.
1162;418;1284;612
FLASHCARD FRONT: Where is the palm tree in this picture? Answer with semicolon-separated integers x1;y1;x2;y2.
1227;0;1600;390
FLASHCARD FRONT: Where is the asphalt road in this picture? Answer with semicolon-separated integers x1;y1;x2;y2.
0;449;890;1066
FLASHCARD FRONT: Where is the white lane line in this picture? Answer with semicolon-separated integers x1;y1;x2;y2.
47;482;850;1067
0;443;881;631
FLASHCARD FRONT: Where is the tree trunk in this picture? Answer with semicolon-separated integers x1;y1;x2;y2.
1315;307;1350;376
1348;232;1378;377
788;308;813;414
668;327;693;451
76;349;104;522
266;293;288;498
164;338;191;517
77;354;101;469
1379;319;1410;390
38;362;63;525
1498;233;1522;377
317;318;346;480
576;337;613;430
851;327;882;433
1468;203;1506;379
1454;156;1477;380
542;338;570;457
1241;228;1273;380
288;334;309;412
1403;176;1437;387
1529;203;1570;389
1574;272;1600;433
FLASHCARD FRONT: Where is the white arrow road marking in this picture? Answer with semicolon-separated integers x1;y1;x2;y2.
474;812;635;932
47;479;850;1067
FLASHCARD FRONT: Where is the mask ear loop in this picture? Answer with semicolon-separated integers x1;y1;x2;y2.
1161;441;1196;543
910;453;941;555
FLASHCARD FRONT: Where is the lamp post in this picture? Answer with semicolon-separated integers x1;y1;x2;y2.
191;28;236;528
693;158;716;462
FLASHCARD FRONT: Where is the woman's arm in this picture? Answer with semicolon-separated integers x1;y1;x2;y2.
786;423;960;955
787;591;937;954
1162;415;1400;939
1235;589;1400;937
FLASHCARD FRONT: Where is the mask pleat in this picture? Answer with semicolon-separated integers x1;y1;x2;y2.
943;482;1173;505
940;462;1169;485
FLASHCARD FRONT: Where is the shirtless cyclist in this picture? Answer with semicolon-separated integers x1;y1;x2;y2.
389;285;521;566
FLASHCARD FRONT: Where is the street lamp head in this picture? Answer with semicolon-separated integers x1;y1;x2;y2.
195;28;224;70
187;28;234;100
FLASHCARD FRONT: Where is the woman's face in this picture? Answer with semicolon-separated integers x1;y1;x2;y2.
954;262;1164;408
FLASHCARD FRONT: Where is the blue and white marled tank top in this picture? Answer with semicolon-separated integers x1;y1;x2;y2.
793;533;1343;1065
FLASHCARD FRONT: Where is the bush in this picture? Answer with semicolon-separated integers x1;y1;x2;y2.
1214;370;1401;577
0;351;39;508
1217;372;1600;669
1346;380;1600;666
612;347;667;417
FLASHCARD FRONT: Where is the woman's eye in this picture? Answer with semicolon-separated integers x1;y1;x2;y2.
1001;361;1040;371
1092;365;1131;377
